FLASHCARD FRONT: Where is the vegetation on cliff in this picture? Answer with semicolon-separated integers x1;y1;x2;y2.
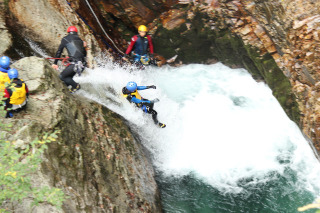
0;95;65;211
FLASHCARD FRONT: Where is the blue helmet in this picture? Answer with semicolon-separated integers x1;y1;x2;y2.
0;56;10;69
126;81;137;92
8;68;19;79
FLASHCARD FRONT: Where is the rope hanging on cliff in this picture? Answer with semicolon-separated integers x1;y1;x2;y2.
64;0;124;57
45;57;70;66
83;0;125;55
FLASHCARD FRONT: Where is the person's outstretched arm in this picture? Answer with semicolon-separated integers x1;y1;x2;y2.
53;38;67;65
137;85;156;90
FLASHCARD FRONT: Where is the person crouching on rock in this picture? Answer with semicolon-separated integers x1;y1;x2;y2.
52;26;87;94
122;25;155;65
4;68;29;118
0;56;11;93
122;81;166;128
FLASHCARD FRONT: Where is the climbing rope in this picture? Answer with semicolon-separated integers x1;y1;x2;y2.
45;57;70;66
83;0;124;55
65;0;124;57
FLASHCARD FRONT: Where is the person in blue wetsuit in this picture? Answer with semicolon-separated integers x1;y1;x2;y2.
122;81;166;128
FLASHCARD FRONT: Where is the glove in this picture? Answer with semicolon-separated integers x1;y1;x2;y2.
150;98;160;103
147;85;156;89
122;54;130;61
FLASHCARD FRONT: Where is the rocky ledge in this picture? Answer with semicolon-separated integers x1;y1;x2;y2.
0;57;162;213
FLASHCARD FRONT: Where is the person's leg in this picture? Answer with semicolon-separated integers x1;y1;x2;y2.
5;110;13;118
142;103;159;124
149;108;166;127
142;102;166;128
59;64;78;89
4;99;12;118
150;109;159;124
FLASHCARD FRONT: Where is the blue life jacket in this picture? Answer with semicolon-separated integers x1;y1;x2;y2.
133;35;149;56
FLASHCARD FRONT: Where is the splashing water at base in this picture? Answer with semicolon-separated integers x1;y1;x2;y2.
76;61;320;212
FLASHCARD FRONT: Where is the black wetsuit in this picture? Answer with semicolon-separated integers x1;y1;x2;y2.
54;32;86;89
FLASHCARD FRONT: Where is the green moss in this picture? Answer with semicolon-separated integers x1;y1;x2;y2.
4;0;8;7
120;129;127;138
243;45;300;123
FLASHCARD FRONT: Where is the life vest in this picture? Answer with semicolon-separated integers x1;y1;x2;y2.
0;71;10;92
133;35;150;56
10;80;27;105
123;90;142;100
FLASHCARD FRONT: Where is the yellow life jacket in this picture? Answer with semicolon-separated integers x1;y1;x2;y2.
123;90;142;100
0;71;10;93
10;80;27;105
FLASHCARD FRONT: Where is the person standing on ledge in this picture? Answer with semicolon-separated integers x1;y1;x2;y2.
122;25;154;65
122;81;166;128
52;26;87;94
4;68;29;118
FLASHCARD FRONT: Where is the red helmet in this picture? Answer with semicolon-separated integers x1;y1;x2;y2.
67;26;78;33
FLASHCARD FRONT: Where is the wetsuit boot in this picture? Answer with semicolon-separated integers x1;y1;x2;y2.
150;108;166;128
70;84;81;94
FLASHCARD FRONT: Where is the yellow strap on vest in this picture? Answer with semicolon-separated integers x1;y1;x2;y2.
10;82;27;105
0;72;10;92
123;90;142;100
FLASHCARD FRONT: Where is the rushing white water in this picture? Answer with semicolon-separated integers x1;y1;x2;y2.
76;61;320;196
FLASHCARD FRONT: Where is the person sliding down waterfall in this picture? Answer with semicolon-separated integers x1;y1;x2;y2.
0;56;11;93
52;26;87;94
122;25;156;67
122;81;166;128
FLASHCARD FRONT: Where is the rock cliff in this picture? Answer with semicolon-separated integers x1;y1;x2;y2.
3;0;320;210
1;57;162;212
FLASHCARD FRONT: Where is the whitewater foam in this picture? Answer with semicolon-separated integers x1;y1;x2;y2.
76;61;320;195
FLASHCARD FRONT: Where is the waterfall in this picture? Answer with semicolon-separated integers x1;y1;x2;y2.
76;61;320;212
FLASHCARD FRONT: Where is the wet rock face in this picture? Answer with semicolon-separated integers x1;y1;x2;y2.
8;0;70;55
0;2;12;55
1;57;162;213
98;0;178;26
5;0;100;66
217;0;320;150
